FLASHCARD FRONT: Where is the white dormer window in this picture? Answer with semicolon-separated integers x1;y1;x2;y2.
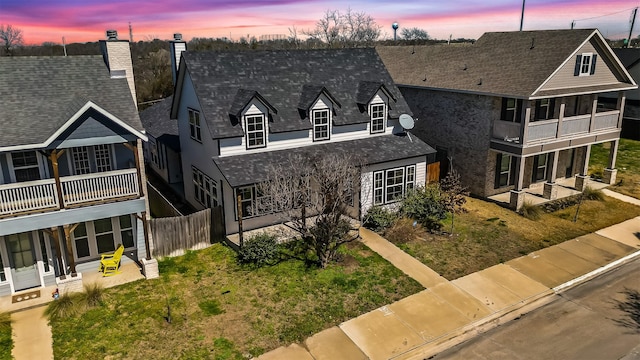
575;53;597;77
313;109;330;141
370;103;386;134
245;114;266;149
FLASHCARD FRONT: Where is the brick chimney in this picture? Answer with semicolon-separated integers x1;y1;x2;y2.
170;33;187;86
100;30;138;109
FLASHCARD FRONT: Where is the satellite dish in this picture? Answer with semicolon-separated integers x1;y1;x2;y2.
399;114;415;130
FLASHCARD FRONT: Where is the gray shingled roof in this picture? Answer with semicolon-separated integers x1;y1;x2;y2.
614;48;640;69
0;55;143;148
180;48;412;140
377;29;625;98
139;96;181;151
214;133;436;187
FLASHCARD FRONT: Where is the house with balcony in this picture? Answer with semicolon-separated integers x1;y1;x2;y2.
169;48;437;236
600;48;640;140
0;32;157;299
377;29;637;209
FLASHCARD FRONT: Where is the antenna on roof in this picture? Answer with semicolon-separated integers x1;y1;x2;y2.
530;37;535;49
399;113;415;142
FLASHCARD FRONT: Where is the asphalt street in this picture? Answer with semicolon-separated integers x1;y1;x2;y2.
432;256;640;360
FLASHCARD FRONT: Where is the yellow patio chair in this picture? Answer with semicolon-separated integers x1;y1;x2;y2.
99;244;124;276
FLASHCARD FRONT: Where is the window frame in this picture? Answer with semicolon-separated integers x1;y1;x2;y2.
94;144;114;173
192;166;218;208
71;216;137;260
370;103;386;134
579;53;592;76
312;109;330;141
245;114;267;149
10;151;43;182
501;98;522;123
188;108;202;142
70;146;92;175
373;165;417;205
533;153;549;183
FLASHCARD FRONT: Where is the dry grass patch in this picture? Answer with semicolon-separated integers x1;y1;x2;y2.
390;196;640;280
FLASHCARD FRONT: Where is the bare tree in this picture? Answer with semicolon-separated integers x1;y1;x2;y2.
303;8;381;48
0;24;24;56
401;27;430;41
258;152;362;268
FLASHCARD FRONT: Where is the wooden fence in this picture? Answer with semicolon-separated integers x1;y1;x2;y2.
151;208;212;257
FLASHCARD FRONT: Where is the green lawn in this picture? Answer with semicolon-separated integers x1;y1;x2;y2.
0;312;11;360
390;195;640;280
49;242;422;359
590;138;640;199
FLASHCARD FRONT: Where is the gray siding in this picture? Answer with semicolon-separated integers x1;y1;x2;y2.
400;87;495;196
0;283;10;297
43;273;56;287
541;40;622;91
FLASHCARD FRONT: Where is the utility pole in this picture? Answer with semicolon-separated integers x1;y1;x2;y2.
571;20;575;29
129;22;133;42
627;8;637;48
519;0;526;31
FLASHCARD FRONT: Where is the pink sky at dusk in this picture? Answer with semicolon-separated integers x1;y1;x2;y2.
1;0;638;45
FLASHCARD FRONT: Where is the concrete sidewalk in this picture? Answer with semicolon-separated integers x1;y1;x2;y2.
11;306;53;360
257;195;640;359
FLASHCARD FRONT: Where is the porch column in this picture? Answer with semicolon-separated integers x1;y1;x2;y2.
140;211;152;260
543;150;560;199
62;224;78;275
556;98;566;137
47;227;66;279
123;141;144;196
509;155;526;210
519;102;532;144
575;144;591;191
604;140;619;185
617;92;626;128
49;149;66;209
588;94;598;132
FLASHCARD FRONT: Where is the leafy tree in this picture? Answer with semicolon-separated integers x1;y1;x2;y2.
0;24;24;56
258;152;362;268
401;27;430;41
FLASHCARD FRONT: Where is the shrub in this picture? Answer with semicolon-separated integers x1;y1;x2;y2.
384;217;424;244
363;205;397;232
400;185;447;230
238;233;280;267
45;293;83;320
520;201;542;220
582;186;605;201
80;283;104;308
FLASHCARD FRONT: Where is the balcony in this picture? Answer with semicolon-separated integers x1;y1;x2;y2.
0;169;140;218
492;110;620;145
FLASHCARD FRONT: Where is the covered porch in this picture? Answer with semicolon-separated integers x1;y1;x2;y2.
488;176;609;207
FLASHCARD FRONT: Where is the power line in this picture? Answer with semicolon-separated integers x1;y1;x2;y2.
573;7;637;23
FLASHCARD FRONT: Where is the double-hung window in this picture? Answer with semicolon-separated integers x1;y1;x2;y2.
11;151;41;182
192;166;218;207
189;109;202;142
236;185;273;219
313;109;330;141
370;103;385;134
495;153;516;188
534;99;555;121
373;165;417;205
94;144;113;172
533;154;549;183
501;98;522;123
575;53;597;76
245;115;266;148
71;146;91;175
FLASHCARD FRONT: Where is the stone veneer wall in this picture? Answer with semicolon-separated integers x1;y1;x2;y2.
399;87;497;196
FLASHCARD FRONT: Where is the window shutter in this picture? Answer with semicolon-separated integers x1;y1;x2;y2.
494;153;502;189
516;99;523;123
549;98;556;119
500;98;507;121
574;55;582;76
590;54;597;75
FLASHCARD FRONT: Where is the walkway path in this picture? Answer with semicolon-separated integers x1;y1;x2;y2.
11;306;53;360
602;188;640;206
258;191;640;360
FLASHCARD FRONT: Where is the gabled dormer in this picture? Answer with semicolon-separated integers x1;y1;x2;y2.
356;81;396;134
298;85;341;142
229;89;277;150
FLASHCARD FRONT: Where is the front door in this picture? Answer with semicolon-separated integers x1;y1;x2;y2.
7;232;41;291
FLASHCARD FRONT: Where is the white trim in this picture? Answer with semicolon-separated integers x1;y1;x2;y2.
312;108;331;141
245;114;267;149
0;100;147;152
578;52;594;77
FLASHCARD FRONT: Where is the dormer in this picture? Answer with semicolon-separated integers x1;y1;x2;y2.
356;81;396;134
229;89;277;150
297;85;341;142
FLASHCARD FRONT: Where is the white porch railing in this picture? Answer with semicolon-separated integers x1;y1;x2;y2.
593;110;620;130
527;119;558;141
561;114;590;136
0;179;58;216
0;169;140;216
61;169;139;206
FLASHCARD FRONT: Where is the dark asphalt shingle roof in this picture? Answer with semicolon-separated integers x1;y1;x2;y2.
0;55;143;148
377;29;628;98
613;48;640;69
139;96;181;151
180;48;412;140
214;133;436;187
